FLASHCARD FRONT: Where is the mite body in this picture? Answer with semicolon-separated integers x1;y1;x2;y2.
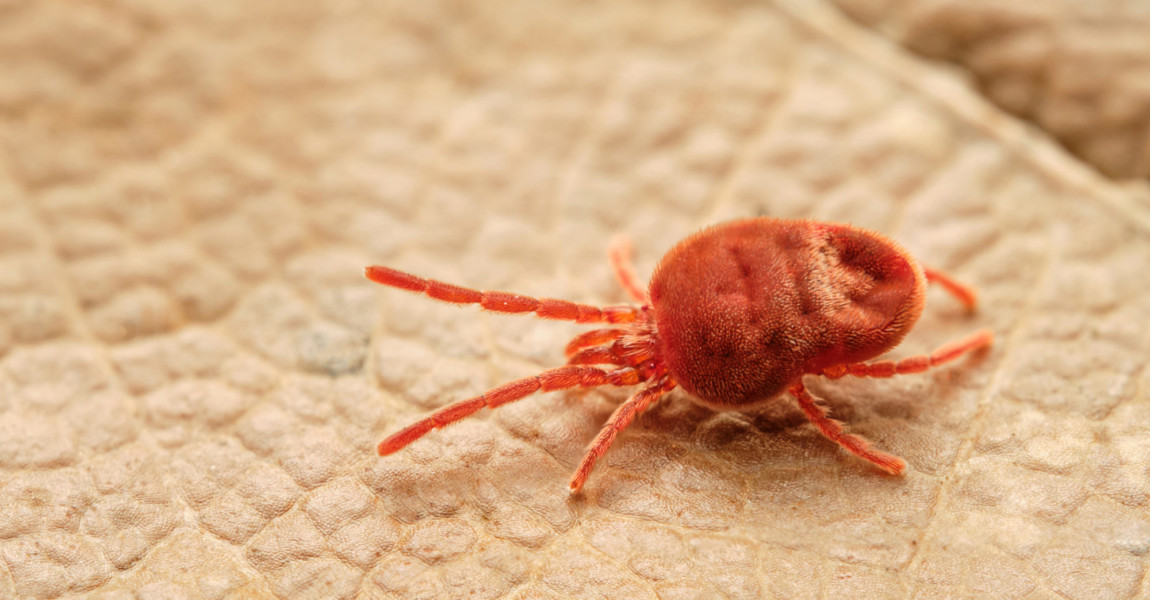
367;217;992;491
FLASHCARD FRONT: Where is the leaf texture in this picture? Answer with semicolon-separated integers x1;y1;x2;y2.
0;1;1148;599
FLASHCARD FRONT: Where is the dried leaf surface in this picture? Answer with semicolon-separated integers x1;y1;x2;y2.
832;0;1150;179
1;1;1148;599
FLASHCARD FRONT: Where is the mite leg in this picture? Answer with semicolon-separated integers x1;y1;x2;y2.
820;329;993;380
608;236;648;303
379;365;641;456
569;339;658;372
569;376;676;492
923;266;978;311
366;265;639;324
790;382;906;475
565;328;626;357
567;345;620;367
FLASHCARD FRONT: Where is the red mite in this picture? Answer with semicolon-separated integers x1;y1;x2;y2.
366;217;993;491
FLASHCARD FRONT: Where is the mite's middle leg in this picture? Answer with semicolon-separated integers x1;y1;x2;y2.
379;365;641;455
565;328;626;357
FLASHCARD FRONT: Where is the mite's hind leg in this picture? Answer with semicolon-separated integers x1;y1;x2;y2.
923;266;978;311
608;236;647;304
790;382;906;475
379;365;641;455
820;329;993;380
569;376;676;491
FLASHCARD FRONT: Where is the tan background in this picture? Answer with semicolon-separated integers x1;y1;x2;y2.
1;1;1149;599
832;0;1150;179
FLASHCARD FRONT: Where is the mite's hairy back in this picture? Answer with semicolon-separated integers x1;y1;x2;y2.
649;218;925;408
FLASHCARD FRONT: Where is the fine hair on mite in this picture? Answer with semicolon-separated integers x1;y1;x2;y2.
366;217;993;492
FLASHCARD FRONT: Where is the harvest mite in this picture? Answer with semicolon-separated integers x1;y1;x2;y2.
366;217;993;491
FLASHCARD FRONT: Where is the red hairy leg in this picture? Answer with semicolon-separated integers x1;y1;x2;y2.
365;265;638;324
569;375;677;492
379;365;642;455
923;266;978;311
820;329;994;380
569;338;659;371
565;328;627;357
608;236;648;303
567;345;619;366
789;382;906;475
